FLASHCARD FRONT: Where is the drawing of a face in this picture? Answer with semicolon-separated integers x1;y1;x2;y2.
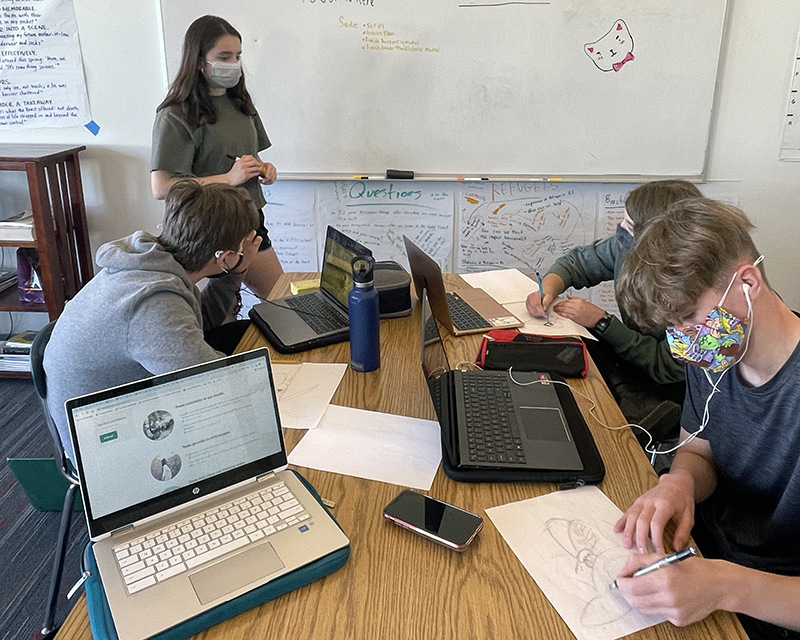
585;20;635;73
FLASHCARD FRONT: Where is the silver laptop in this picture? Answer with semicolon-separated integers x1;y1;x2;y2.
66;348;349;640
249;226;372;353
403;235;522;336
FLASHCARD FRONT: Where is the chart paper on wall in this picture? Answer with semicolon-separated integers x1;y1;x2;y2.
0;0;92;129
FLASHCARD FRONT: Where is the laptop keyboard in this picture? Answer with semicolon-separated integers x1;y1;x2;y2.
461;372;527;465
113;481;308;595
285;294;348;335
446;292;492;331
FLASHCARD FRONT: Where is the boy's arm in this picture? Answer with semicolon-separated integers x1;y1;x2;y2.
600;316;686;384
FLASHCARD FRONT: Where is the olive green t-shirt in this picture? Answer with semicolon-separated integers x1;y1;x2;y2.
151;95;271;209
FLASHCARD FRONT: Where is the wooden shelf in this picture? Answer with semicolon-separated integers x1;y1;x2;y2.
0;145;92;378
0;283;47;313
0;239;37;248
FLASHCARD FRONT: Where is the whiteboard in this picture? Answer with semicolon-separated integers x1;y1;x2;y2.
160;0;728;179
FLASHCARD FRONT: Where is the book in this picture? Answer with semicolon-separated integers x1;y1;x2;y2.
0;268;15;293
4;329;38;354
0;210;35;242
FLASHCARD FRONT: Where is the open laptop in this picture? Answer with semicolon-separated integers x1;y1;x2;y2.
419;290;583;472
403;236;522;336
66;349;349;640
249;226;372;353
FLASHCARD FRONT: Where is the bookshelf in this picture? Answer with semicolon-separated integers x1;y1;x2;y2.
0;145;93;378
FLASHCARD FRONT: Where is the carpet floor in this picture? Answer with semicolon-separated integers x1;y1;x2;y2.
0;378;88;640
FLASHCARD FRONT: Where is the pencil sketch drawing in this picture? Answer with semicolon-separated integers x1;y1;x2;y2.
545;517;635;627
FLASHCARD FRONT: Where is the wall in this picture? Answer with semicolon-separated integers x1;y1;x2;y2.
1;0;800;336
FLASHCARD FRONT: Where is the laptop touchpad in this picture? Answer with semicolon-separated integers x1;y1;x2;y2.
519;406;570;442
189;542;285;605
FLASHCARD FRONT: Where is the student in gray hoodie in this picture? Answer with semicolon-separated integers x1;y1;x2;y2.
44;180;262;461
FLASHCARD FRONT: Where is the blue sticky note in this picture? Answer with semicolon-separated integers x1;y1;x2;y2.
84;120;100;136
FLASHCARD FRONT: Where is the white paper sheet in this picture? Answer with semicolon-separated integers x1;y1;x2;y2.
287;404;441;490
272;363;347;430
485;486;664;640
503;301;596;341
460;268;539;304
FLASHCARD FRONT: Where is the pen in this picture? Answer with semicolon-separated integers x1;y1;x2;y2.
609;546;696;589
535;271;549;323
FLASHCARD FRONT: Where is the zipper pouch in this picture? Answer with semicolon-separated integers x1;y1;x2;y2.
476;329;589;378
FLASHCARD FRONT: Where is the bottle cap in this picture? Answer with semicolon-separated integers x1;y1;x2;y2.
351;255;375;284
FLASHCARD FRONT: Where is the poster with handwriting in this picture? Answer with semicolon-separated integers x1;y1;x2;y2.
457;182;597;274
261;180;318;269
316;181;454;270
0;0;91;129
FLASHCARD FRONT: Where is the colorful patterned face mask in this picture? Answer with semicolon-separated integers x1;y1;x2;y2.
665;257;762;373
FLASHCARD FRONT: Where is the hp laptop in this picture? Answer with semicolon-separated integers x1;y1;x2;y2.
403;236;522;336
66;349;349;640
249;226;372;353
419;290;584;472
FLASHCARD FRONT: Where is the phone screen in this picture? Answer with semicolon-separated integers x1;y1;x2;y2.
383;490;483;549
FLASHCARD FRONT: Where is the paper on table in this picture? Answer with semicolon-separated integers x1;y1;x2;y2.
287;404;441;490
485;486;664;640
460;269;539;304
503;301;596;341
272;363;347;429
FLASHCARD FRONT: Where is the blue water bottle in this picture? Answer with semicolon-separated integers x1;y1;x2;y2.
348;255;380;372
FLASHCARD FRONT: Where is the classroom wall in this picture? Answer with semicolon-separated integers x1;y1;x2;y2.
2;0;800;334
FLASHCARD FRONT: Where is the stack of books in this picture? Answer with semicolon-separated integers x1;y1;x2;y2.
0;268;16;294
0;329;38;373
0;210;35;242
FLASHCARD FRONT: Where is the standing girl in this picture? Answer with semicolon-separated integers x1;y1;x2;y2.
151;15;282;311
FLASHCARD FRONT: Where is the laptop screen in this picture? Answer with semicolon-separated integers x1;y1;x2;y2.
319;226;372;309
68;350;285;535
420;289;451;380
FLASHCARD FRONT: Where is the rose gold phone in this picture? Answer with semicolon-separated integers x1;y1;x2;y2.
383;490;483;551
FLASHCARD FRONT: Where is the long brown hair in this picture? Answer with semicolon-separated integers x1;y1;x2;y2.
156;15;257;128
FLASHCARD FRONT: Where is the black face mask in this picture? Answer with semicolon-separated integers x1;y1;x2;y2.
616;223;634;252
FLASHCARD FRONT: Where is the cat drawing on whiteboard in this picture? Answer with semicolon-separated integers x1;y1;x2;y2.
585;20;635;73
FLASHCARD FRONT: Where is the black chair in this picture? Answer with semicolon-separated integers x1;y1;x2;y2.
29;321;81;640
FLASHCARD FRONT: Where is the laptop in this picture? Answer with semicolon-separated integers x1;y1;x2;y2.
403;236;522;336
249;226;372;353
66;349;349;640
419;290;583;472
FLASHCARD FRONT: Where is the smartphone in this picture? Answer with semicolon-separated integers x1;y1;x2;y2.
383;490;483;551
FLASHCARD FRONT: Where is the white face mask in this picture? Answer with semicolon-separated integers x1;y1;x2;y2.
205;59;242;89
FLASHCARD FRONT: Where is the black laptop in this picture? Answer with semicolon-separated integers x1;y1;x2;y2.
419;290;605;484
249;226;372;353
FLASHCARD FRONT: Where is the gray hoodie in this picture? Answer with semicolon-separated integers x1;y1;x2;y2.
44;231;222;461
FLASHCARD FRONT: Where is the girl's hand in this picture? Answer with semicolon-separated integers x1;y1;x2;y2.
226;155;264;186
258;162;277;185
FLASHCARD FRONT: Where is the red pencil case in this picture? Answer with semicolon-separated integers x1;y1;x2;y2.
475;329;589;378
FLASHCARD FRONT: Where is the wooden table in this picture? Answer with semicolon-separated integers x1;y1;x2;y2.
57;274;746;640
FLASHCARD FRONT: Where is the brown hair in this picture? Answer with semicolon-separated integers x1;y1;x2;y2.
625;180;703;236
617;198;762;329
158;180;258;272
156;15;256;128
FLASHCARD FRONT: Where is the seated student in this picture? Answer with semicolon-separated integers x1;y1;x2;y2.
612;198;800;640
44;180;261;462
525;180;702;444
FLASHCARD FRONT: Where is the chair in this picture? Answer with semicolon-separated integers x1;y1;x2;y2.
29;320;81;640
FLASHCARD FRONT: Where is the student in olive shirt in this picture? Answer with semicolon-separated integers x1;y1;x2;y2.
526;180;702;447
151;14;282;317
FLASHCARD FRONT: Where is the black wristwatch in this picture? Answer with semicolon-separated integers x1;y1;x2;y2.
593;312;613;335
